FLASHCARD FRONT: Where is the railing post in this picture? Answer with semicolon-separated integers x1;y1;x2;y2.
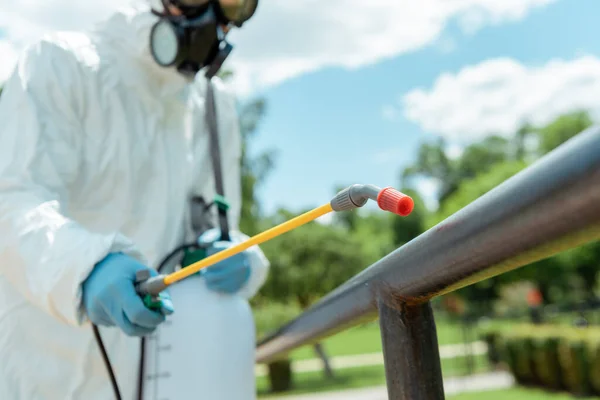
378;299;445;400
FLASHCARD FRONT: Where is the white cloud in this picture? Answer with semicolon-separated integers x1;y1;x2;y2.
414;177;440;210
446;143;464;160
0;0;126;82
0;0;555;94
401;55;600;141
436;36;458;54
226;0;556;95
315;212;334;225
456;0;552;34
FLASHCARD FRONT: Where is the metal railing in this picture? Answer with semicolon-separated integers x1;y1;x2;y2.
255;126;600;399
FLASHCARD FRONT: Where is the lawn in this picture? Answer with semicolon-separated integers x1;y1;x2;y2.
289;319;467;360
448;388;600;400
257;317;485;398
259;367;600;400
257;354;489;397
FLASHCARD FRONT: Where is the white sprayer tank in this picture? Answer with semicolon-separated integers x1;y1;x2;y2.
142;273;257;400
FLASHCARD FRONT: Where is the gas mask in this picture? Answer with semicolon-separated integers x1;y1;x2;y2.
149;0;258;78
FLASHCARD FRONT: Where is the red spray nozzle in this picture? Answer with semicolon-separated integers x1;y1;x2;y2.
377;187;414;216
330;184;414;217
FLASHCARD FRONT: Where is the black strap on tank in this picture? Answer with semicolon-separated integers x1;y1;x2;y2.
136;78;231;400
205;80;231;242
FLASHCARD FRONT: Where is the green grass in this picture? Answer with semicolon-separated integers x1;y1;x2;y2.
257;365;384;397
448;388;600;400
257;354;489;397
289;320;466;360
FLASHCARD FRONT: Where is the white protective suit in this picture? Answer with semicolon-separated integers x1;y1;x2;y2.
0;5;269;400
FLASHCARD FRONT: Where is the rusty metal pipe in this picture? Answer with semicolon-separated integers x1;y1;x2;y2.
378;299;445;400
256;125;600;364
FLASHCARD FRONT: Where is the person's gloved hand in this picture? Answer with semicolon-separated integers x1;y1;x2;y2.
198;229;251;294
82;253;174;336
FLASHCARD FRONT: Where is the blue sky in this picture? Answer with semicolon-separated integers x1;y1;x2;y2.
245;0;600;214
1;0;599;216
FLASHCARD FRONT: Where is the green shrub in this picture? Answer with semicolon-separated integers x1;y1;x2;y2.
253;302;303;393
483;332;501;365
558;336;588;395
587;340;600;395
505;335;536;384
253;301;302;339
497;335;518;377
480;323;600;397
531;336;561;389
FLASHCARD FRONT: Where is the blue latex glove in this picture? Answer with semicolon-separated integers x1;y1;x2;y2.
198;229;251;294
82;253;174;336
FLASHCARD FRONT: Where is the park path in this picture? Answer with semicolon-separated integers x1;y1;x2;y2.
255;341;487;377
264;371;514;400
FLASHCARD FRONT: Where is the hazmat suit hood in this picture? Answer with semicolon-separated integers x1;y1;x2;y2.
91;4;191;98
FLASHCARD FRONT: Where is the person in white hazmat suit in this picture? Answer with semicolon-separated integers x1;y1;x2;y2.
0;0;269;399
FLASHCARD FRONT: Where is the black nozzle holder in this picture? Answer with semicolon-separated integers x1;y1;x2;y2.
330;184;381;212
135;270;169;296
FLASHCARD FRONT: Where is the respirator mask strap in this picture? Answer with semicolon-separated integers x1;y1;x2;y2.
149;0;176;17
204;39;232;79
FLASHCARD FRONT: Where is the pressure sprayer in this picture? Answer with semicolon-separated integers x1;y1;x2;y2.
127;184;412;400
135;184;414;305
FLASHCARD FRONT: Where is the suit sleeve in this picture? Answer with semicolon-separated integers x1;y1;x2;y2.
0;39;142;326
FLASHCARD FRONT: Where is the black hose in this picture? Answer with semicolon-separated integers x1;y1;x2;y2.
92;242;199;400
136;243;198;400
92;324;122;400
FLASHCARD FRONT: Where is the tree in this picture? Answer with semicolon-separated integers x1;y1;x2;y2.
259;217;375;308
514;123;537;161
430;156;594;309
433;160;528;225
402;138;459;203
532;110;598;301
536;111;593;154
456;136;510;180
257;207;382;380
430;160;530;313
237;98;277;235
391;188;427;247
402;135;513;206
424;111;599;311
215;70;276;236
557;242;600;301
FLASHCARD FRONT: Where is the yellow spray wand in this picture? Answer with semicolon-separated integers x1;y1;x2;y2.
135;184;414;307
